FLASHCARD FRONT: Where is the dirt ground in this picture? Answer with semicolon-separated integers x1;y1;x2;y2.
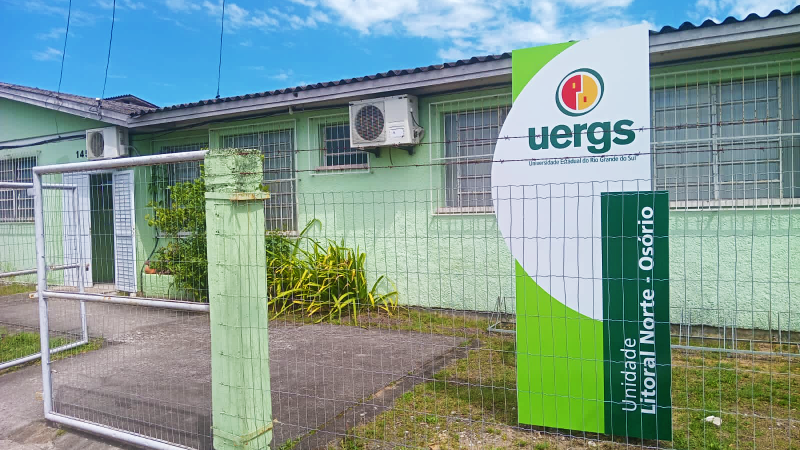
0;293;461;449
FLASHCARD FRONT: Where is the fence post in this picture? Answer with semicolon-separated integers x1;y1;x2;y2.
204;148;273;450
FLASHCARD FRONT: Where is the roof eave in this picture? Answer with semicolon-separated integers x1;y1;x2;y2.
131;16;799;129
650;12;800;63
0;85;131;127
126;58;512;129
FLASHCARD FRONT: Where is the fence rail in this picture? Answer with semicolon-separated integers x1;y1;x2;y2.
0;136;795;450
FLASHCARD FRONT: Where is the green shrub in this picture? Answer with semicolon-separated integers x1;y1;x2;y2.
146;171;208;302
146;169;398;317
266;220;398;324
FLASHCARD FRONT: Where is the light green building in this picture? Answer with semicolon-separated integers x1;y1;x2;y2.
2;10;799;332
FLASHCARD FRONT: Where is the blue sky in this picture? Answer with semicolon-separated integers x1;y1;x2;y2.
0;0;797;108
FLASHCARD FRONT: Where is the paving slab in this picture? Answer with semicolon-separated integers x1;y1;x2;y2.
1;295;459;449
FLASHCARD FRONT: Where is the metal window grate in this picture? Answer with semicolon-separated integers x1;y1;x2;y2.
321;124;367;168
651;62;800;205
309;114;369;174
0;156;36;222
157;143;207;208
221;129;296;231
442;105;509;209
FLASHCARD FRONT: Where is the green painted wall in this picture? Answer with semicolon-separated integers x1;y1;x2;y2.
4;48;800;333
0;98;107;141
0;98;105;285
670;209;800;332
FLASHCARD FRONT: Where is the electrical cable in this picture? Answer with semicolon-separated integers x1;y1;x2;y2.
215;0;226;99
101;0;117;100
0;134;84;151
57;0;72;94
51;0;72;136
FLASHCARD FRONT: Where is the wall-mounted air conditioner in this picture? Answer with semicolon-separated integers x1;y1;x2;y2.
86;126;129;160
349;95;423;149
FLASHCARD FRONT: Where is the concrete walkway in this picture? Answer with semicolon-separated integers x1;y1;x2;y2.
0;294;460;449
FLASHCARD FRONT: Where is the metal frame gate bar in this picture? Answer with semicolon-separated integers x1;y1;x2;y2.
32;150;208;450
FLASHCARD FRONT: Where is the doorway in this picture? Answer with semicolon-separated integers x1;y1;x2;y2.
89;173;115;283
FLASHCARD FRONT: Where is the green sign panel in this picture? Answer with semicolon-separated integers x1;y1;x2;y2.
602;191;671;440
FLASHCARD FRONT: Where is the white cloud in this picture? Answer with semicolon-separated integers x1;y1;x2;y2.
310;9;330;23
269;7;322;29
317;0;418;32
240;39;253;47
96;0;146;10
11;0;97;26
33;47;63;62
694;0;796;20
165;0;201;12
36;27;66;40
271;69;294;81
202;1;279;30
311;0;649;58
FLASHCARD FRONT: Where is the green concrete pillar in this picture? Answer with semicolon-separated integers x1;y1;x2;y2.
205;149;273;450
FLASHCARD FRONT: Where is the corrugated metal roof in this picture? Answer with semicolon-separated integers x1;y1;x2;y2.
0;82;154;115
142;54;511;115
142;6;799;117
103;94;158;109
4;7;798;121
651;5;800;34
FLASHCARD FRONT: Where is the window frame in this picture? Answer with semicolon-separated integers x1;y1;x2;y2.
651;59;800;209
435;102;510;214
0;155;37;223
156;142;207;207
317;123;369;171
213;124;298;232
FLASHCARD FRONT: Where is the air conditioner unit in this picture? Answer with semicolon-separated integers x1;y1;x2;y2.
86;126;129;160
349;95;424;149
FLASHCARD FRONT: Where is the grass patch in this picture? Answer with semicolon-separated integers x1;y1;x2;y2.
277;436;301;450
319;309;800;450
671;348;800;450
275;306;491;340
0;283;35;297
0;327;102;370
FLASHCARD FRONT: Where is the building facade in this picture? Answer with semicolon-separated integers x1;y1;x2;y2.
2;8;799;331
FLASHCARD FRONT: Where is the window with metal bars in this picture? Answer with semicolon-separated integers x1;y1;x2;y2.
221;129;296;231
0;156;36;222
443;106;510;209
158;143;206;208
651;71;800;204
320;124;368;168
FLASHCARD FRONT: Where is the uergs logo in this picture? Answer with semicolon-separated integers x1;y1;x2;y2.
528;67;635;154
556;68;604;116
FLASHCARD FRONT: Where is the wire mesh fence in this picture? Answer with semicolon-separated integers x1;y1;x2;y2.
48;301;212;449
0;145;794;450
0;55;798;450
0;180;89;371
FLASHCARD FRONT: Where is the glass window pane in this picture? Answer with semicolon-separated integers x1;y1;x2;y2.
443;105;510;208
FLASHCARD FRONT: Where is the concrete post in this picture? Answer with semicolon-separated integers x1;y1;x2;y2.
204;149;273;450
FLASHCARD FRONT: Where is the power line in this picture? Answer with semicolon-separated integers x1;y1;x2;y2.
101;0;117;99
57;0;72;94
215;0;226;99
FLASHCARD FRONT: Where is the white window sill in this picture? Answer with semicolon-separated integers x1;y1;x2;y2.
0;220;34;225
156;231;193;239
267;230;299;237
314;164;369;173
434;206;495;215
670;198;800;210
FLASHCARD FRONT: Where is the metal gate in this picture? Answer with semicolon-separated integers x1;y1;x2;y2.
31;151;211;450
0;180;87;372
